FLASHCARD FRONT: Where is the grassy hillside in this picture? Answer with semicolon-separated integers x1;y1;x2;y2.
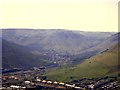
46;43;119;82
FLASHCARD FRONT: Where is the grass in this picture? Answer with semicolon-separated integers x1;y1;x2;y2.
46;63;109;82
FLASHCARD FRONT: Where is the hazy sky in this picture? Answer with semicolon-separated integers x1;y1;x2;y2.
0;0;119;32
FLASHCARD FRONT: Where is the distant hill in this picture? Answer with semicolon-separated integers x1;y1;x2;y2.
2;29;115;55
2;29;115;65
2;39;56;69
81;32;120;54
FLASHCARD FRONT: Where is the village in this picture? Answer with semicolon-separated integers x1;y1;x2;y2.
1;67;120;90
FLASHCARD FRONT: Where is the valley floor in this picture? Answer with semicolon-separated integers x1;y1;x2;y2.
1;68;120;90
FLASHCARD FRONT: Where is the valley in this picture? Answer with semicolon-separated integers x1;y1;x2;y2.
1;29;120;89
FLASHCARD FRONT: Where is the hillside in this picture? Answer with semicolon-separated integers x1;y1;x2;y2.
81;32;120;54
46;35;120;82
2;29;114;55
2;39;56;69
2;29;115;65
